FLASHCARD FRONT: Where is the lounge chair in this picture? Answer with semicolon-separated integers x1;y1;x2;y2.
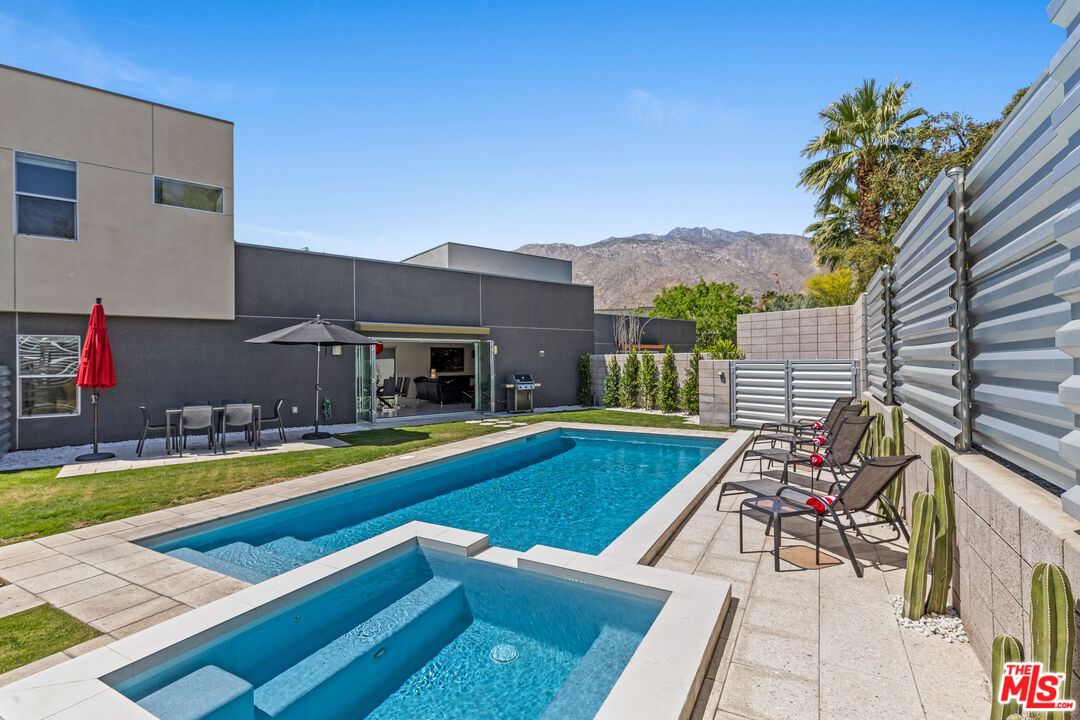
736;454;918;576
744;401;862;462
727;413;874;502
759;395;855;435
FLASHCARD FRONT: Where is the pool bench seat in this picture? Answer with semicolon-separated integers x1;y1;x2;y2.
254;576;470;719
136;665;253;720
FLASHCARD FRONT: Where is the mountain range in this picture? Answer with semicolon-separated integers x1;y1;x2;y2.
516;227;815;309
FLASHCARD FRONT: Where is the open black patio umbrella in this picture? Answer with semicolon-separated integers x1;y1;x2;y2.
245;315;376;439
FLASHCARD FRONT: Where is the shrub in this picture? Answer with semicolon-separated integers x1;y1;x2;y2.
660;346;681;412
641;352;659;409
682;347;701;413
703;338;744;360
622;348;641;407
603;355;621;407
577;354;593;406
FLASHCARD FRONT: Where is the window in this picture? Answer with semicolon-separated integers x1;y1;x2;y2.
15;152;77;240
17;335;81;418
153;176;224;213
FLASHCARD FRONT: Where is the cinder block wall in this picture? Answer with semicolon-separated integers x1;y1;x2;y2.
867;393;1080;701
698;359;731;427
0;366;9;457
737;305;860;360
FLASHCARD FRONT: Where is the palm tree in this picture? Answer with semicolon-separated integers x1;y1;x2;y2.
799;79;924;243
805;186;859;271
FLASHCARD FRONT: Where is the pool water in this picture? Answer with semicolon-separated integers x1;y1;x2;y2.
116;547;662;720
151;429;722;580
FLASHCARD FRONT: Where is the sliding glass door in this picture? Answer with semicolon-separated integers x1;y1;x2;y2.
474;340;495;413
356;344;375;422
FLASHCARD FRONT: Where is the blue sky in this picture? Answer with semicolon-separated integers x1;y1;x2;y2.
0;1;1061;260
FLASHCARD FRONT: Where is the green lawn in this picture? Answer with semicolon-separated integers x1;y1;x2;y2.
0;605;100;674
0;410;729;546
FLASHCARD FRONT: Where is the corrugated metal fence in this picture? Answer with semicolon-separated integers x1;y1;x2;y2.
864;2;1080;489
731;360;859;428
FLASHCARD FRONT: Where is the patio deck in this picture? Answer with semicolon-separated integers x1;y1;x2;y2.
656;462;991;720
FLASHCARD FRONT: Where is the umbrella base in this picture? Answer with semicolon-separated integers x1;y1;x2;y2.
302;431;332;440
75;451;116;462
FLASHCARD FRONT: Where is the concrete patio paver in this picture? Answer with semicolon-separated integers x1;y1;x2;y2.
656;462;991;720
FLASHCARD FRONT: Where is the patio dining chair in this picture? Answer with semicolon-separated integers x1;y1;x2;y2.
221;399;251;442
262;399;287;443
736;454;918;576
178;405;215;457
180;401;213;449
219;403;257;454
136;405;176;457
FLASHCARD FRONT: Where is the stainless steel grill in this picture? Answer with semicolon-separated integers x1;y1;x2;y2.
504;373;540;413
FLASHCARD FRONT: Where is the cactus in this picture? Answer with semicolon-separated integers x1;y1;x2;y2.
861;411;884;457
926;446;956;614
991;635;1024;720
877;434;900;516
903;491;935;620
884;407;906;510
890;405;905;451
1030;562;1075;720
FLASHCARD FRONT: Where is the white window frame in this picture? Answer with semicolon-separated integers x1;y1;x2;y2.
16;334;82;419
152;174;226;214
13;151;79;242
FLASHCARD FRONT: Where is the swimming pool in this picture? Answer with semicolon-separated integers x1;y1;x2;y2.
149;428;724;581
116;545;663;720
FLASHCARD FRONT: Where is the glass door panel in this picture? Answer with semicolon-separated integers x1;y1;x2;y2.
357;344;375;422
474;340;494;412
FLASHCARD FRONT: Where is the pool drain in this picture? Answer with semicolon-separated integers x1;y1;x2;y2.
490;644;519;663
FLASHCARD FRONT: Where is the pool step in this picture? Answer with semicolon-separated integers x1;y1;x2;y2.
165;548;271;585
261;536;327;563
205;541;305;577
254;576;470;719
136;665;253;720
540;625;644;720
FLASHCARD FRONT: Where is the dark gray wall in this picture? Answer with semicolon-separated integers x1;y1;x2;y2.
4;243;594;449
593;314;697;354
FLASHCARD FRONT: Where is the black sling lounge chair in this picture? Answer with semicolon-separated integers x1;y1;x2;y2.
736;454;918;576
758;395;856;436
728;414;874;502
745;401;862;459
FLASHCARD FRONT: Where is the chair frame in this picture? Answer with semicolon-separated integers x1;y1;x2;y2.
219;403;258;454
177;405;215;457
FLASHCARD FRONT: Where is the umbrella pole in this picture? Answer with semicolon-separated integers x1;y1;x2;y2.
75;389;116;462
303;345;331;440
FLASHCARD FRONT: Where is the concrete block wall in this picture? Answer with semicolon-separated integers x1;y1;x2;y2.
0;366;9;457
698;359;731;427
588;352;694;403
737;305;859;360
868;393;1080;700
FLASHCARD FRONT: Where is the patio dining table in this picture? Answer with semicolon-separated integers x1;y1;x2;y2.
164;405;261;455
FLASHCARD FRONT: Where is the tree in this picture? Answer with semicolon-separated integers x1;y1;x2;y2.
641;352;659;410
799;79;925;248
603;355;621;407
651;279;756;346
867;87;1028;237
756;273;816;312
622;348;641;407
682;347;701;413
577;354;593;406
806;268;860;307
659;346;681;413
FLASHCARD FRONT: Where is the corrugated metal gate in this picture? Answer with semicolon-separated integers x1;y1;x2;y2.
731;360;859;428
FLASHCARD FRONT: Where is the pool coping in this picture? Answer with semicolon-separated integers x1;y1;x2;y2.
0;521;731;720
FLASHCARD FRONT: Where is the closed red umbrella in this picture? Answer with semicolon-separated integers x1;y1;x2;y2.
75;298;116;461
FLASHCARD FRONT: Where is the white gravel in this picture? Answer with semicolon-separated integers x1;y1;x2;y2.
889;594;969;643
